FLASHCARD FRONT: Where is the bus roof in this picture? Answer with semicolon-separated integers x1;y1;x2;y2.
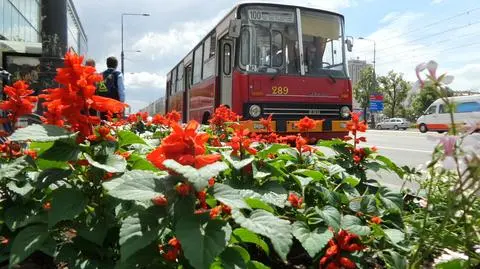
432;94;480;104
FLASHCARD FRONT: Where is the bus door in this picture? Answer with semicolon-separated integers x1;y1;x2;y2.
184;64;192;122
219;38;233;108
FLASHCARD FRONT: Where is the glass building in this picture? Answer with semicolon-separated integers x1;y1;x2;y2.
0;0;87;54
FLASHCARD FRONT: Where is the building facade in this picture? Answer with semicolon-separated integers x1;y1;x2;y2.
0;0;87;83
348;59;371;87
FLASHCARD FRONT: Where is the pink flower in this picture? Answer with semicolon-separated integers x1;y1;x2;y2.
439;135;457;156
426;60;438;79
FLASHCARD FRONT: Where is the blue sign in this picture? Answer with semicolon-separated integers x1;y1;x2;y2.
370;100;384;112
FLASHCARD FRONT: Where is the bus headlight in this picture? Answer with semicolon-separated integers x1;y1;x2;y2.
249;105;261;118
340;106;351;118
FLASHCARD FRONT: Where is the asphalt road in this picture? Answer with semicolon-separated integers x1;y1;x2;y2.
360;129;441;192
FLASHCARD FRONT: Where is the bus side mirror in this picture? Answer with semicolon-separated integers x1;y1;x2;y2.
228;19;241;38
345;38;353;52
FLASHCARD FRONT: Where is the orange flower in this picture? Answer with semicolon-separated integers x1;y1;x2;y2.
152;195;168;206
259;114;273;132
39;51;127;140
147;120;221;170
370;216;382;224
0;80;38;125
152;114;167;125
228;123;257;156
166;111;181;124
43;202;51;211
295;116;324;132
209;105;239;128
295;135;312;153
319;230;363;269
210;206;222;219
23;149;37;159
288;193;303;209
346;112;367;136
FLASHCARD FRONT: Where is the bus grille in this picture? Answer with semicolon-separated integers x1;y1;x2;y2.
245;103;345;120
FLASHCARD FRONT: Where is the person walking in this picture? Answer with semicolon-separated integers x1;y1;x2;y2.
97;57;126;119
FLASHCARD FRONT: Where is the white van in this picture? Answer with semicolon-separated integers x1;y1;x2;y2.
416;95;480;133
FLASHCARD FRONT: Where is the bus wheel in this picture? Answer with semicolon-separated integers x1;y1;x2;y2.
419;124;428;133
202;112;211;125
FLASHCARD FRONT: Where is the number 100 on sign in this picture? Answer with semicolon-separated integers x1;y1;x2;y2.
248;10;295;23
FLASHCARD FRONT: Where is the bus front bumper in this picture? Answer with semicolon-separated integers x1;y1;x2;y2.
240;119;349;133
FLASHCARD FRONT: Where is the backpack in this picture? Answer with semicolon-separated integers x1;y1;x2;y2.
97;69;120;100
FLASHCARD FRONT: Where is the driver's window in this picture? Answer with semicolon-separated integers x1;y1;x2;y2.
425;105;437;115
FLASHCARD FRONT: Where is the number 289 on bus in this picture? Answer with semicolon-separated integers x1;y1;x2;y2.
272;86;289;95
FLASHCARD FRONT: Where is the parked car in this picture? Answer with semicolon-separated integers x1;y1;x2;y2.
376;118;410;130
416;95;480;133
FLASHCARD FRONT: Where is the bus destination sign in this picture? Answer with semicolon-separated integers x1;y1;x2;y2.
248;10;295;23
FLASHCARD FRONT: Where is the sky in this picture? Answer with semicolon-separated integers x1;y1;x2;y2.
73;0;480;112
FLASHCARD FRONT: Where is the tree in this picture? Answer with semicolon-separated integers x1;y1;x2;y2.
410;82;454;119
377;71;410;118
353;66;377;122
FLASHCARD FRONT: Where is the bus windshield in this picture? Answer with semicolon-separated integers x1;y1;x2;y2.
239;6;347;78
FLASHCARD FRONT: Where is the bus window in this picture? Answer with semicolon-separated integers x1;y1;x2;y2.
193;44;203;84
223;43;232;75
301;10;346;77
171;67;177;94
240;28;251;67
203;33;216;79
177;62;184;92
457;102;480;113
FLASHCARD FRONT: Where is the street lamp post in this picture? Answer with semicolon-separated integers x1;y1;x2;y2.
121;13;150;74
358;37;377;125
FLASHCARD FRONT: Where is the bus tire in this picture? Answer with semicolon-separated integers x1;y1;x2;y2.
202;112;211;125
419;124;428;133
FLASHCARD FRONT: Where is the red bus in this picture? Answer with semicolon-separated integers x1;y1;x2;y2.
165;2;352;139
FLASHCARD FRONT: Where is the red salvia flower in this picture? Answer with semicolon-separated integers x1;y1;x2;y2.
346;112;367;136
228;123;257;156
152;114;167;125
23;149;37;159
295;116;324;132
0;80;38;125
115;151;131;159
176;183;191;197
197;190;208;209
43;202;52;211
39;51;127;141
370;216;382;225
288;193;303;209
319;229;363;269
152;195;168;206
103;172;114;181
147;120;221;170
159;237;181;262
210;206;222;219
209;105;239;128
208;177;215;187
221;204;232;215
259;114;273;132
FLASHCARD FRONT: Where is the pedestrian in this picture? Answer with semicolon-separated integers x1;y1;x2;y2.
85;58;96;67
98;57;126;119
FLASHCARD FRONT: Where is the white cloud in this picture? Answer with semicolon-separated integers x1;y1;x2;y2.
431;0;445;4
124;72;166;89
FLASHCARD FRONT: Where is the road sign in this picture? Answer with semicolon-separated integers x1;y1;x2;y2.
369;94;384;112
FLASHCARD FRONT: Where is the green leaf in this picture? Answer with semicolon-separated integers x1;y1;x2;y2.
317;206;341;232
384;229;405;244
7;181;33;196
85;153;127;173
232;209;292;261
10;124;76;142
435;259;467;269
247;261;270;269
5;206;47;231
128;153;159;171
49;187;87;227
257;144;290;159
245;198;274;213
231;228;269;254
343;175;360;187
118;130;147;147
383;250;407;269
293;169;325;181
253;181;288;208
103;170;166;201
349;195;377;214
0;156;32;180
163;160;228;191
175;216;231;269
341;215;371;236
376;155;405;178
119;213;161;261
365;161;383;172
216;247;249;269
213;183;250;210
222;151;254;170
292;221;333;258
36;168;72;189
39;140;79;161
9;224;49;267
77;220;109;246
377;186;403;212
328;164;346;177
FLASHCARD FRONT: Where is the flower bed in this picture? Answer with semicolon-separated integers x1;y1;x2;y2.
0;53;478;269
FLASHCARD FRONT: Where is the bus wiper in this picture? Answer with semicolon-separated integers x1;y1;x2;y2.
328;73;337;84
271;66;284;81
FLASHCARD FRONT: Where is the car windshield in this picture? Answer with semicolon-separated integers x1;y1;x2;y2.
239;6;347;78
